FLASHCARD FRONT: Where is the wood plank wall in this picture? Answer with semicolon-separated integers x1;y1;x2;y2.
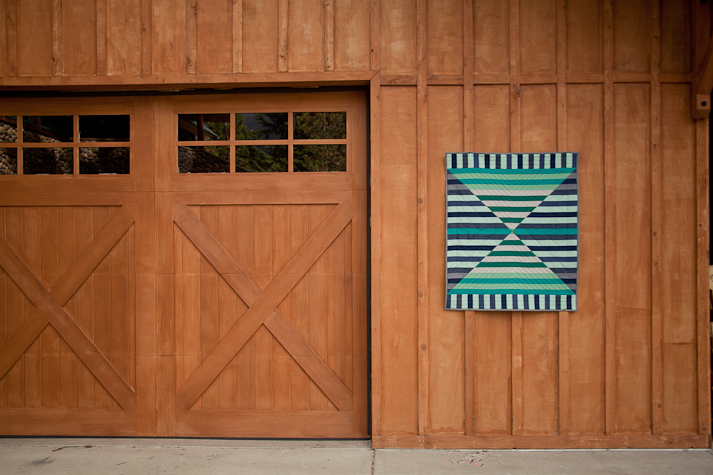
0;0;710;449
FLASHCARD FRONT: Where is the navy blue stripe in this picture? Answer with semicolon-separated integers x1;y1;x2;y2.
448;223;510;229
527;212;578;218
447;199;485;205
448;212;498;218
490;294;496;309
515;234;576;240
479;294;484;309
447;256;485;262
550;188;577;195
448;267;474;274
517;223;578;229
538;257;578;262
537;202;577;207
449;234;511;239
528;245;577;251
447;189;479;196
518;154;523;169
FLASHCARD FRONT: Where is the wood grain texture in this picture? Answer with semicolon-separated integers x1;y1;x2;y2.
335;0;370;71
380;0;416;75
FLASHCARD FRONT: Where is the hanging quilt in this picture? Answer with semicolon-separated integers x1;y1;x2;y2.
445;152;578;312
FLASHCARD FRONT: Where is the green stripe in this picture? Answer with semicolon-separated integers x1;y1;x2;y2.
453;283;572;290
462;184;567;190
488;251;536;256
451;168;575;175
458;278;564;284
477;195;547;201
476;262;547;268
461;272;555;278
459;179;568;185
448;288;575;295
447;229;512;234
514;229;577;235
489;206;534;212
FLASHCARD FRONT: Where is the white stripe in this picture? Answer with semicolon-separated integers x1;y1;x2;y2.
492;212;530;218
447;217;503;223
481;256;541;263
469;267;554;274
481;200;542;207
465;189;556;196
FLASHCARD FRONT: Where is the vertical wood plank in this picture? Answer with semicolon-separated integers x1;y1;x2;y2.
196;0;233;74
141;0;152;75
0;0;8;76
51;0;62;75
335;0;369;71
96;0;108;75
509;0;522;438
660;0;690;74
5;207;24;408
519;0;556;75
61;0;99;76
93;207;114;409
566;0;602;74
370;73;383;435
695;117;711;436
661;84;697;434
649;0;663;436
17;0;52;76
427;87;465;435
6;0;17;76
200;271;219;409
614;83;652;434
370;0;380;70
380;0;416;75
473;85;512;435
272;205;291;411
416;0;429;437
289;206;309;411
75;207;94;409
152;0;186;75
106;0;142;75
473;0;509;76
556;0;569;437
277;0;287;71
254;205;274;410
427;0;462;76
324;0;334;71
242;0;278;72
186;0;197;73
603;0;616;436
58;207;77;408
567;84;605;435
380;86;418;435
40;208;59;408
287;0;323;71
0;208;5;407
462;0;475;438
23;208;41;409
613;0;649;73
233;0;242;72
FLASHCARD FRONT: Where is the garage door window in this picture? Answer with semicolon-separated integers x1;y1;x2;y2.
177;111;347;173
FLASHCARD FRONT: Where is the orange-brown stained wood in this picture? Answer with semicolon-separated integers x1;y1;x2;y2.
287;0;323;72
380;0;417;75
196;0;232;74
0;0;8;77
106;0;142;75
566;0;603;73
519;0;556;75
242;0;279;72
614;83;652;434
613;0;649;73
151;0;187;75
61;0;98;76
567;84;605;435
427;0;463;76
426;86;464;435
335;0;370;71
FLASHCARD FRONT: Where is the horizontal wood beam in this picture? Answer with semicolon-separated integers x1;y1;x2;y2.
0;71;378;91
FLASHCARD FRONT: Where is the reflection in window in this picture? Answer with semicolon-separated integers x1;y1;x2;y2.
0;148;17;175
294;112;346;140
0;117;17;143
23;116;73;143
235;113;288;140
80;147;130;174
236;145;288;173
80;115;130;142
294;145;346;172
178;146;229;173
178;114;230;141
23;148;73;175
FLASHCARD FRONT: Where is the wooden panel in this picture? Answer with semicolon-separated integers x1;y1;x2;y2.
17;0;51;76
380;0;417;75
426;86;464;435
473;85;510;151
427;0;462;76
196;0;232;74
152;0;187;75
106;0;142;75
660;0;690;74
613;0;649;73
473;0;509;75
566;0;602;73
614;83;651;433
334;0;370;70
242;0;278;72
660;84;697;433
287;0;323;72
0;0;7;77
567;84;605;435
520;0;556;75
380;86;418;434
519;84;559;436
61;0;97;76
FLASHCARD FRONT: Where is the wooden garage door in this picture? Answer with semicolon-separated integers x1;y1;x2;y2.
0;91;368;438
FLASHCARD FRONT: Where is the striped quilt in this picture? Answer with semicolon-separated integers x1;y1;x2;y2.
445;152;578;312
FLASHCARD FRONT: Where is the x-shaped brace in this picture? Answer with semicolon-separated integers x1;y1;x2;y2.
0;205;137;410
173;203;354;412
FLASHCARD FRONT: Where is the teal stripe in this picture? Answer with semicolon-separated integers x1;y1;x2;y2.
459;179;569;185
478;195;547;201
450;168;575;175
460;272;554;278
453;283;572;290
489;251;536;256
447;229;512;234
477;262;547;268
514;229;577;235
448;288;575;295
461;184;568;190
458;278;568;284
489;206;534;212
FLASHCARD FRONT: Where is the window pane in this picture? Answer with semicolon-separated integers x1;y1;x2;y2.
80;115;130;142
23;116;73;142
235;113;288;140
0;148;17;174
178;146;229;173
178;114;230;141
294;145;346;172
0;117;17;143
236;145;288;172
79;147;130;174
294;112;346;139
23;148;73;174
